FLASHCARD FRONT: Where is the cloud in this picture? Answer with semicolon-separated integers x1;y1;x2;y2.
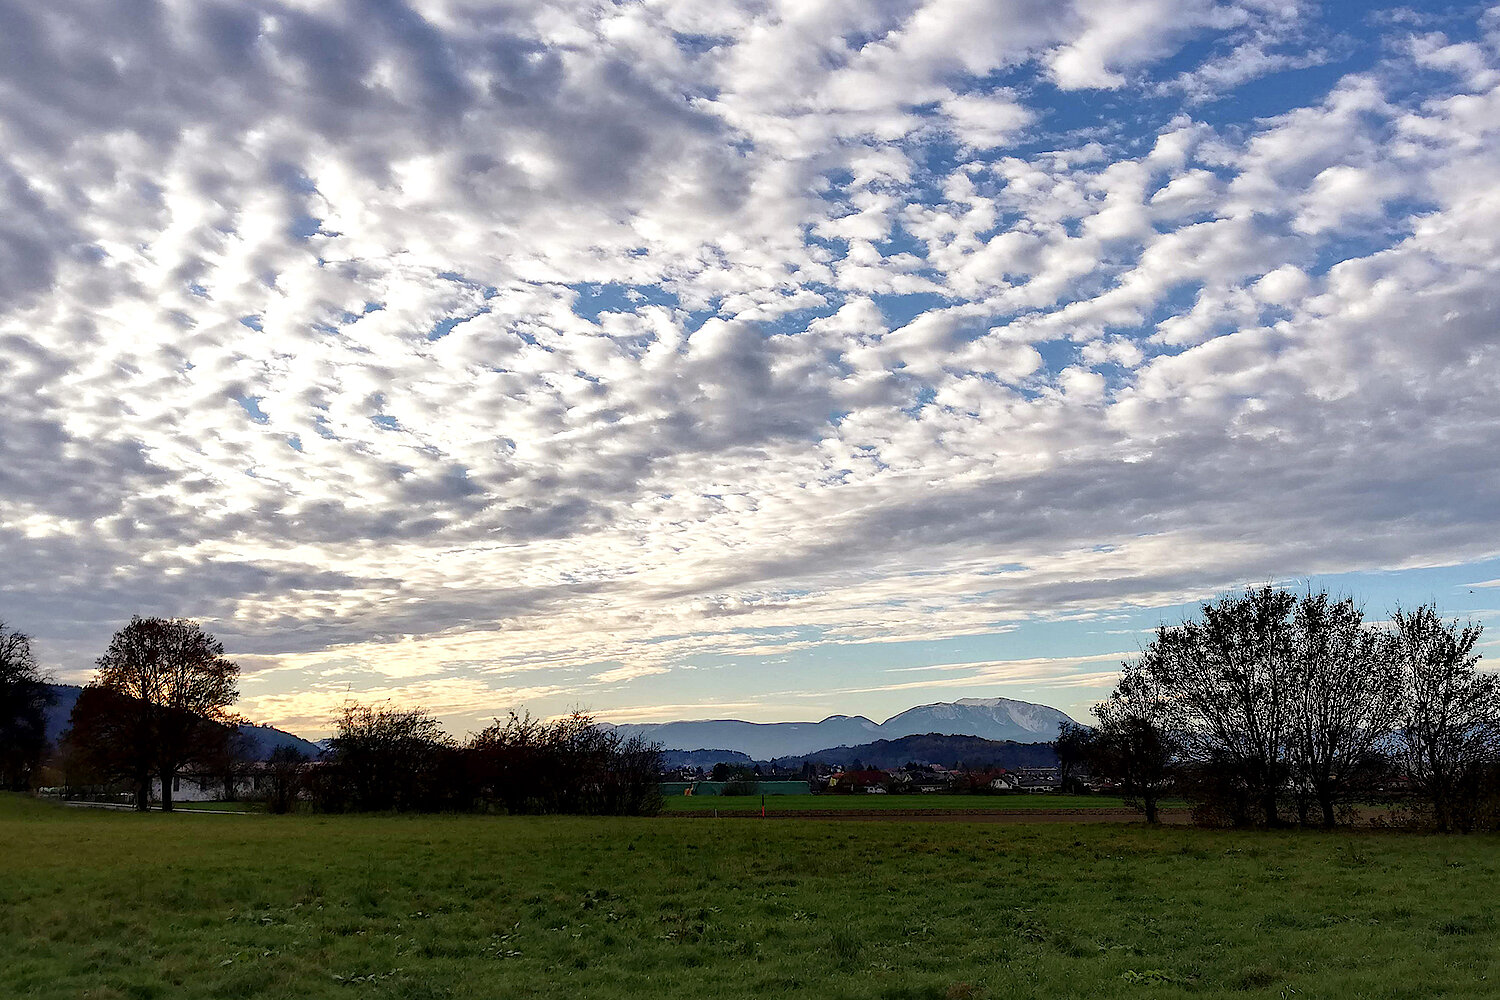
941;91;1036;150
3;0;1500;734
1047;0;1233;90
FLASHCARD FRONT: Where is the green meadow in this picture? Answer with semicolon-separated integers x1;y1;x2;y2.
3;794;1498;1000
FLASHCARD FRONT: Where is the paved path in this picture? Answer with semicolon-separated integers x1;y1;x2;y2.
61;800;255;816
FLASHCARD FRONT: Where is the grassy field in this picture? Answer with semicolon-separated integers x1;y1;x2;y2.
662;792;1144;812
4;794;1498;1000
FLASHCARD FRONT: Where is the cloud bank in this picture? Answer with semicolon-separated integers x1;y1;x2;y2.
3;0;1499;733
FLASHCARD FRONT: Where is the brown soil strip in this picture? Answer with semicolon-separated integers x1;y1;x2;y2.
665;807;1192;823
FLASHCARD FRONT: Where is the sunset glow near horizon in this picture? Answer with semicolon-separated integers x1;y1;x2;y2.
4;1;1500;739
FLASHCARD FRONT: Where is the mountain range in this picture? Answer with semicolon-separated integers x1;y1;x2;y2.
768;733;1061;771
608;697;1077;759
661;732;1061;772
38;687;1076;764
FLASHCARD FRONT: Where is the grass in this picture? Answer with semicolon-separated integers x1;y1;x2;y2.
4;792;1499;999
662;792;1145;812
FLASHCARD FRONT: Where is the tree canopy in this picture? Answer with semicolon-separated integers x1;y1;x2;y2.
0;621;53;791
72;617;239;810
1092;588;1496;830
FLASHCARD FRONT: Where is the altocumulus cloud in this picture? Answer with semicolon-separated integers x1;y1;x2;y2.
2;0;1499;734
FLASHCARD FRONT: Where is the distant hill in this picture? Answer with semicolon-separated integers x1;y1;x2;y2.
233;722;322;760
879;698;1077;743
768;733;1059;771
41;684;321;760
608;696;1078;758
42;684;84;746
660;748;755;770
607;714;883;761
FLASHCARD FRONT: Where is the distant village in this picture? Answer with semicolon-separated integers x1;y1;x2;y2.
660;761;1100;798
50;756;1088;808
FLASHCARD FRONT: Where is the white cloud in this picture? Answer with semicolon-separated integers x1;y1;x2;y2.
941;91;1035;150
1048;0;1229;90
3;0;1500;734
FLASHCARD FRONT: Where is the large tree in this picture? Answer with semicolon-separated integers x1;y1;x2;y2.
1147;586;1299;826
1285;594;1403;828
1088;657;1175;824
88;617;239;811
0;622;53;791
1389;606;1496;833
61;684;157;806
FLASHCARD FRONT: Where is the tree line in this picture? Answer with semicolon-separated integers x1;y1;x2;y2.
290;703;663;816
0;616;661;816
6;591;1493;829
1073;588;1498;831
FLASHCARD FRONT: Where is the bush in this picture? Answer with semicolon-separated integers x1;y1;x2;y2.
463;711;663;816
265;746;308;814
309;704;461;813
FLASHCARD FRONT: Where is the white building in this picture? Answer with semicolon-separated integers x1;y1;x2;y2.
149;768;264;803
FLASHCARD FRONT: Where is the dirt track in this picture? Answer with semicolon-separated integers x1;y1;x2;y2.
667;807;1191;824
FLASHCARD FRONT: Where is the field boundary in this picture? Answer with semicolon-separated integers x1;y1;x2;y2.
663;806;1191;822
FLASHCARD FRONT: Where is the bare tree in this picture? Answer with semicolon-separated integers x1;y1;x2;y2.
606;732;666;816
1389;606;1496;833
0;622;53;791
1147;587;1300;826
91;617;239;811
264;745;309;814
1053;719;1092;793
1286;594;1402;828
1089;658;1175;823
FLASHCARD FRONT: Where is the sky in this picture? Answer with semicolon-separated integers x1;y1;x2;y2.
3;0;1500;739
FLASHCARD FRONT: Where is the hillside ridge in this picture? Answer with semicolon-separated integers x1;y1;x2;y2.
607;695;1078;758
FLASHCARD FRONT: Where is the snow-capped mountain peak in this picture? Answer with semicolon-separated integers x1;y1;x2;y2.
608;696;1078;757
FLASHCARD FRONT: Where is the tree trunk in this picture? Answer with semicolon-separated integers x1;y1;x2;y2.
159;768;174;812
1261;789;1279;828
1318;790;1336;829
135;772;150;811
1143;795;1159;824
1432;776;1451;834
